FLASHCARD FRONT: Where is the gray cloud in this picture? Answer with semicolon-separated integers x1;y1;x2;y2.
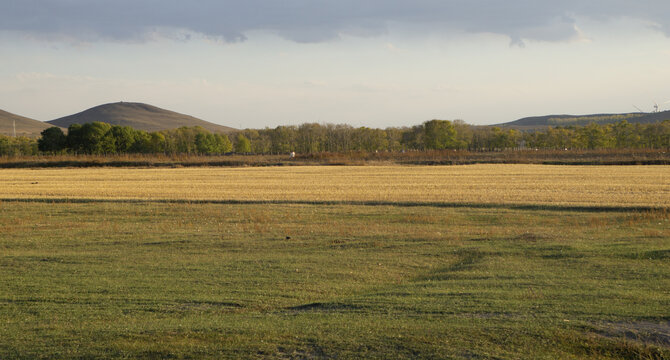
2;0;669;44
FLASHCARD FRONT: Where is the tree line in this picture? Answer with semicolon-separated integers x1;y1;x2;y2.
1;119;668;156
214;120;669;153
35;123;241;155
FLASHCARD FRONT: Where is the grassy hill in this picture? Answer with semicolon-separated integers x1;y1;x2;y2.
47;102;236;133
0;109;54;137
497;111;670;131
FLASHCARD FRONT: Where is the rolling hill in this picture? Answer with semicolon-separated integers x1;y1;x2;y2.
47;102;235;133
496;111;670;131
0;109;54;137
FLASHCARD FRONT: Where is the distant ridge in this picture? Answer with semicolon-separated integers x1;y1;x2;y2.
47;102;235;133
497;111;670;131
0;109;53;137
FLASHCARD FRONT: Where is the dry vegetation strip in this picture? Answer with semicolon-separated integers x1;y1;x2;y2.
1;164;668;207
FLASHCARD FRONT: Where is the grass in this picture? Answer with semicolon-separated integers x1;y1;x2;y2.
1;165;669;207
1;164;668;358
1;200;669;359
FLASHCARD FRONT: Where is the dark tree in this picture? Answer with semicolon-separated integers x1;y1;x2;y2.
38;127;67;153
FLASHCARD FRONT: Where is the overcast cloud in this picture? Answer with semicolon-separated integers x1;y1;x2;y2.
2;0;670;45
2;1;669;126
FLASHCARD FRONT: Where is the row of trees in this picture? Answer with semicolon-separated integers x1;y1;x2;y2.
524;121;670;150
234;120;670;153
0;135;38;156
36;122;254;155
226;120;521;153
1;119;668;156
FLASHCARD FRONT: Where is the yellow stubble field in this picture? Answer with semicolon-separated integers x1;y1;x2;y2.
1;164;668;207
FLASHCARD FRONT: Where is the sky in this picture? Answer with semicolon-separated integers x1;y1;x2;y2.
1;1;670;128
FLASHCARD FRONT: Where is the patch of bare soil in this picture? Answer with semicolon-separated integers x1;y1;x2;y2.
596;321;670;348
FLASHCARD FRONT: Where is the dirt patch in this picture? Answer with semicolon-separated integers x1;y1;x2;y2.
596;321;670;348
512;232;546;242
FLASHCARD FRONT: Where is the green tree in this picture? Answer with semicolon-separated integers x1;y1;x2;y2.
214;134;233;154
424;120;457;150
109;125;137;153
66;124;84;153
0;135;10;155
195;132;216;154
0;135;38;156
65;122;115;154
578;123;609;149
490;128;520;150
38;127;67;153
641;120;670;149
384;127;404;151
452;120;473;150
243;129;271;154
547;127;576;149
351;127;388;152
130;130;152;153
296;123;326;153
401;125;425;150
84;122;115;154
146;132;166;153
160;126;205;154
270;126;297;154
235;134;252;153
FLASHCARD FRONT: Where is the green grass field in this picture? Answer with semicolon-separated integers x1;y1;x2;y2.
1;200;669;359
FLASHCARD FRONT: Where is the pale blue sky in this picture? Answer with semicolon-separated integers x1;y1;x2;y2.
1;1;669;128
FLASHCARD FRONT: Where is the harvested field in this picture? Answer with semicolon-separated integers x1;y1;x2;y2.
0;164;668;207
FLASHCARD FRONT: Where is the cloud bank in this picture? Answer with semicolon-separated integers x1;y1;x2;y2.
2;0;669;44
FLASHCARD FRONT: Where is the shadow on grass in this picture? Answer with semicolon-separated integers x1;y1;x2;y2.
287;302;365;312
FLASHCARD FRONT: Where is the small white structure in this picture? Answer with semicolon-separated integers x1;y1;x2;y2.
290;151;296;158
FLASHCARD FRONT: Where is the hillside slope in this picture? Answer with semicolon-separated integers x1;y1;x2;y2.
0;109;53;137
47;102;235;133
497;111;670;131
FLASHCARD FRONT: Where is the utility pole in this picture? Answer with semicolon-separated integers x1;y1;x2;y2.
13;120;16;137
